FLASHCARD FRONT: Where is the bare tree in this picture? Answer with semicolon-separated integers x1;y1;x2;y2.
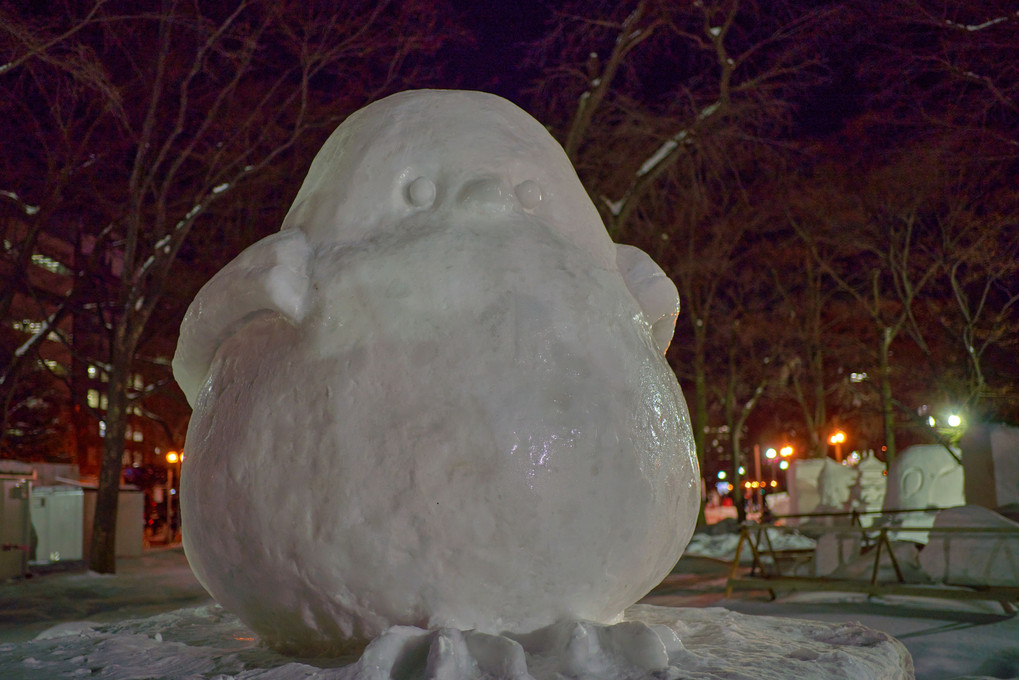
860;0;1019;159
945;243;1019;415
526;0;837;482
1;0;456;572
923;167;1019;420
530;0;833;238
791;150;954;465
715;275;782;522
759;231;842;459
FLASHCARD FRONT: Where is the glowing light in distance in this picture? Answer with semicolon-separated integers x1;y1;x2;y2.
947;414;962;427
765;448;777;459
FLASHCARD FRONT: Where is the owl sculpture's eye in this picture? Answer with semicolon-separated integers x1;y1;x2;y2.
515;180;542;210
407;176;436;208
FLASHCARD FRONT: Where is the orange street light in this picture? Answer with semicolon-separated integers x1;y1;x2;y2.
780;446;793;457
829;430;846;462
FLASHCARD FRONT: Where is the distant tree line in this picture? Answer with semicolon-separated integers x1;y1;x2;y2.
527;0;1018;491
1;0;462;572
1;0;1016;565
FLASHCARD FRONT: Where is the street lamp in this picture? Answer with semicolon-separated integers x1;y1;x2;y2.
763;448;778;483
829;430;846;462
775;446;794;485
165;451;181;543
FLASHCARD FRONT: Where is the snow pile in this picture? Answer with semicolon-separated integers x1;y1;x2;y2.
0;604;913;680
173;89;699;653
990;424;1019;506
0;458;35;476
684;524;816;563
919;505;1019;587
814;536;930;583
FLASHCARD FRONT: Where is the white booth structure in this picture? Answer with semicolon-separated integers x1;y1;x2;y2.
30;486;84;565
0;465;35;580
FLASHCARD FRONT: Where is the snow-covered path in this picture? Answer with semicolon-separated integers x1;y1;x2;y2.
1;547;1015;679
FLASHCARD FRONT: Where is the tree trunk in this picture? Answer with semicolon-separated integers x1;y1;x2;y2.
878;328;897;467
691;321;709;525
811;343;827;457
89;324;138;573
691;320;708;469
731;429;747;524
727;372;747;525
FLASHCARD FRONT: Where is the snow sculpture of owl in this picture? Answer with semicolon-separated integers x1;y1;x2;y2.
173;90;699;654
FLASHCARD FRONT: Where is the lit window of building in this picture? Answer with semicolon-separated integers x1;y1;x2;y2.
30;252;73;276
12;320;44;334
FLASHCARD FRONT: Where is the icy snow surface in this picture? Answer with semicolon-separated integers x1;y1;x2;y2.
172;89;699;652
0;602;913;680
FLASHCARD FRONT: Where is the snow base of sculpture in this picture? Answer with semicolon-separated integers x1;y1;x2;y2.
349;605;912;680
2;605;913;680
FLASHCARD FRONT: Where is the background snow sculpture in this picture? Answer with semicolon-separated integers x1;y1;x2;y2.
816;458;858;513
884;444;965;541
173;89;699;653
850;451;887;527
787;457;826;518
961;423;1019;510
918;505;1019;587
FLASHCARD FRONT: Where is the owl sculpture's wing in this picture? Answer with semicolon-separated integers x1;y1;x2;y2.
173;229;313;406
615;244;679;354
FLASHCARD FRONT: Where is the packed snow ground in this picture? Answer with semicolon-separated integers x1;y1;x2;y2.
1;542;1015;679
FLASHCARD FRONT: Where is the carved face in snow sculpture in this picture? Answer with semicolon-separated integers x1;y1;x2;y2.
173;90;698;654
885;445;965;511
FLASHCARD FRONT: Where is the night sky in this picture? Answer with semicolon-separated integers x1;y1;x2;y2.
444;0;553;104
